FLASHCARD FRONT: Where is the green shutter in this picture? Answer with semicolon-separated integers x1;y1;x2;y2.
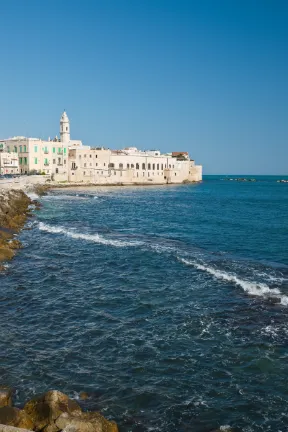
34;146;38;153
34;157;38;164
53;147;56;153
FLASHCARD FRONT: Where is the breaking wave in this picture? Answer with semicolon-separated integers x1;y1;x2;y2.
38;222;143;248
26;192;39;200
178;257;288;306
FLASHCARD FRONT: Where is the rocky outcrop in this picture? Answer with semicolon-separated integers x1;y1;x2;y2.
0;190;32;266
23;391;81;432
0;389;12;408
0;407;34;430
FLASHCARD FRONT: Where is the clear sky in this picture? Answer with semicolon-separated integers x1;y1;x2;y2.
0;0;287;174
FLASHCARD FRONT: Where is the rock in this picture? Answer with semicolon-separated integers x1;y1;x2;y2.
0;406;34;430
79;392;89;401
55;411;118;432
23;390;82;432
0;387;12;408
0;425;33;432
8;240;22;250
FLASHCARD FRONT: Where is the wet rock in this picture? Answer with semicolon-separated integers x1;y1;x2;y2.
79;392;89;401
0;387;12;408
0;406;34;430
23;390;82;432
8;240;22;250
55;411;118;432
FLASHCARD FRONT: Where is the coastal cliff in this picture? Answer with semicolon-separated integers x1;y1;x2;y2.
0;190;32;268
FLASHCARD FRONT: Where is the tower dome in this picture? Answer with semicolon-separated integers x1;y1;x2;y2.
60;110;70;143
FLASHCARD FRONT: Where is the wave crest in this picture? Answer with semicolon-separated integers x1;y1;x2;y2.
38;222;143;248
179;257;288;306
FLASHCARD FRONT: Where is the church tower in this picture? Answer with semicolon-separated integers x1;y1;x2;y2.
60;110;70;142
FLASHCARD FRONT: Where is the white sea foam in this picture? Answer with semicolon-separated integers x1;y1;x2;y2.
38;222;143;248
179;257;288;306
26;192;39;200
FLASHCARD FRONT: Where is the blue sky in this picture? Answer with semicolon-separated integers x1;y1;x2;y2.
0;0;287;174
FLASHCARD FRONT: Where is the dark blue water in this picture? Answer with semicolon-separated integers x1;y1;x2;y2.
1;176;288;432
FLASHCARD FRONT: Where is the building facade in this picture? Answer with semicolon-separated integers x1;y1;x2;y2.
0;149;19;175
68;146;202;184
0;111;202;184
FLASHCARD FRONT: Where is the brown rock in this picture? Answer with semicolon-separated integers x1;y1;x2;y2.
0;388;12;408
55;411;118;432
0;406;34;430
23;390;82;432
8;240;22;250
79;392;89;401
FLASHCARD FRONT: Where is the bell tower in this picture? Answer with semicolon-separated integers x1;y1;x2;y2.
60;110;70;142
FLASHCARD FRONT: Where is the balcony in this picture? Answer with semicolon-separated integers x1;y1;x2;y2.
71;166;78;170
57;163;63;166
44;150;49;154
44;163;49;166
57;151;63;155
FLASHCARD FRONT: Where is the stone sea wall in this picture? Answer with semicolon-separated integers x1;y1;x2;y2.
0;189;34;269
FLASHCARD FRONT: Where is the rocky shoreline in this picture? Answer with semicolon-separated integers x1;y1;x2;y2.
0;388;118;432
0;190;37;270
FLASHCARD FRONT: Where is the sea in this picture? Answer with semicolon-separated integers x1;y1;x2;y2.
1;175;288;432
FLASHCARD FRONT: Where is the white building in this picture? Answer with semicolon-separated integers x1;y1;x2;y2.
68;146;202;184
0;146;19;175
0;111;82;181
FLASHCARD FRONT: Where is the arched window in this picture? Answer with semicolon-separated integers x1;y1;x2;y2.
119;163;123;169
157;164;159;170
131;164;134;168
136;163;139;169
152;163;155;170
127;163;130;168
148;163;151;170
142;163;145;169
161;164;163;170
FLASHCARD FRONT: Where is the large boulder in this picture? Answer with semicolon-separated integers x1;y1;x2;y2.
55;411;118;432
23;390;81;432
0;406;34;430
0;387;12;408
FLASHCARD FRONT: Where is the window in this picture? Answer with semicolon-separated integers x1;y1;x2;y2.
66;127;68;131
72;162;76;169
56;168;59;174
108;163;114;168
20;146;22;153
34;157;38;164
90;155;92;158
127;163;130;168
90;163;92;166
175;172;177;176
64;148;66;154
136;163;139;169
101;171;103;174
64;160;66;164
142;163;145;169
14;146;17;152
96;163;98;166
53;147;56;153
104;163;106;166
44;158;48;165
119;163;123;169
84;154;87;158
53;159;56;164
24;157;27;165
148;163;151;170
157;164;159;170
84;163;87;167
153;164;155;170
34;146;38;153
84;171;86;175
95;155;98;158
58;158;61;164
131;164;134;168
114;171;116;175
169;164;171;168
143;172;145;176
7;147;10;153
79;155;81;159
148;172;150;177
161;164;163;170
24;145;27;152
19;157;23;164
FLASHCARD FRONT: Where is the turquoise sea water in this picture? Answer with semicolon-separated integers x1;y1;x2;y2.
1;175;288;431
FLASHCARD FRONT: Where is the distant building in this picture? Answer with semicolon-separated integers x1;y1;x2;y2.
0;111;82;181
68;145;202;184
0;146;19;175
0;111;202;184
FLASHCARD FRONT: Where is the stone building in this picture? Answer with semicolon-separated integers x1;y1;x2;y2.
0;147;19;175
68;146;202;184
0;111;81;181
